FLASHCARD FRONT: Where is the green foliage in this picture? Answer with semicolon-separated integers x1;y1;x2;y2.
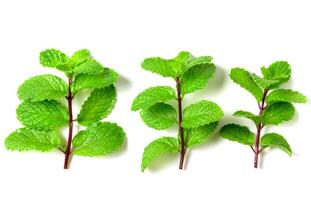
222;61;306;168
183;122;218;148
261;133;292;156
131;86;176;111
5;128;61;152
219;124;255;145
17;74;68;102
141;137;179;172
262;102;295;125
73;122;125;156
233;110;261;125
182;100;224;128
6;49;126;169
266;89;307;104
78;86;116;126
140;103;177;130
230;68;263;102
16;100;68;130
133;51;223;171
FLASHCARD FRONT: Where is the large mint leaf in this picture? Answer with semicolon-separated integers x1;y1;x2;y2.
77;86;116;126
181;63;216;95
262;102;295;125
230;68;263;102
141;137;179;172
72;68;118;94
131;86;176;111
140;102;177;130
17;100;68;130
40;49;71;72
261;61;291;87
182;100;223;128
5;128;61;152
184;122;218;148
17;74;67;102
266;89;307;104
261;133;292;156
72;122;125;156
219;124;255;145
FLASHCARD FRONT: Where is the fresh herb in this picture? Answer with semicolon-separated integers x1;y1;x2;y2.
132;51;224;171
220;61;307;168
5;49;126;169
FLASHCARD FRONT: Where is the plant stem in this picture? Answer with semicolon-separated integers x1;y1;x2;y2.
64;77;74;169
254;89;269;168
176;77;186;170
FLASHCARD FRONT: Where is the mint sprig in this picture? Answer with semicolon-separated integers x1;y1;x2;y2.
132;51;224;171
5;49;126;169
220;61;307;168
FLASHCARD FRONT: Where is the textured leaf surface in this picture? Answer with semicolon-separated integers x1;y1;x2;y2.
251;73;279;89
78;86;116;126
142;57;177;78
219;124;255;145
141;137;179;172
131;86;176;111
72;68;118;94
230;68;263;102
181;63;216;95
73;122;125;156
183;56;213;72
73;59;104;75
266;89;307;104
262;102;295;125
233;110;262;124
184;122;218;148
71;49;91;65
18;74;67;102
182;100;223;128
40;49;70;71
5;128;61;152
261;133;292;156
261;61;291;87
17;100;68;130
140;102;177;130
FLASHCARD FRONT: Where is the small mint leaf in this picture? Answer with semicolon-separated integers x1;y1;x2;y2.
184;122;218;148
261;133;292;156
40;49;71;72
266;89;307;104
219;123;255;145
262;102;295;125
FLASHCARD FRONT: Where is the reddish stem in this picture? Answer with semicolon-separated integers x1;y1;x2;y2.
254;89;269;168
64;78;74;169
176;77;186;170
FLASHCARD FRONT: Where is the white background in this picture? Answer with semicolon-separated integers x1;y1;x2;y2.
0;0;310;199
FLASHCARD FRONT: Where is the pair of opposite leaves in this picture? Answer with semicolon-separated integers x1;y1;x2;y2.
5;49;307;171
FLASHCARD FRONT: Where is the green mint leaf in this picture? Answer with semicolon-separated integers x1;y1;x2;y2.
17;74;68;102
184;122;218;148
140;102;177;130
182;100;224;128
183;56;213;72
233;110;262;125
77;86;116;126
141;57;177;78
72;68;118;94
261;61;291;87
141;137;179;172
131;86;176;111
219;124;255;145
72;122;125;156
17;100;68;130
262;102;295;125
261;133;292;156
5;128;61;152
70;49;91;65
266;89;307;104
230;68;263;102
181;63;216;95
73;59;104;75
250;73;279;89
40;49;71;72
